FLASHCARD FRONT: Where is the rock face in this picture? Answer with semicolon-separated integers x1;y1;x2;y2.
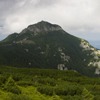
21;21;62;35
0;21;100;77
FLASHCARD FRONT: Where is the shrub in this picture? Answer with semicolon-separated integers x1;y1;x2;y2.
0;76;7;85
61;95;82;100
82;88;94;100
13;75;22;81
94;95;100;100
10;94;32;100
54;85;82;96
4;76;21;94
37;86;54;96
17;81;33;86
37;78;56;86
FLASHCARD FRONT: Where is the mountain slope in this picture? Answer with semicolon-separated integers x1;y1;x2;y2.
0;21;100;76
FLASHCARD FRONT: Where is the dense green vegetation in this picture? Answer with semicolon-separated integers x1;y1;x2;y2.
0;66;99;100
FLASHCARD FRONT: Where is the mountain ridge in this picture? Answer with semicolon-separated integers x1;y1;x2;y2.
0;21;100;77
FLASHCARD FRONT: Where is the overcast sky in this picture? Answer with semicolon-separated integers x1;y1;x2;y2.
0;0;100;41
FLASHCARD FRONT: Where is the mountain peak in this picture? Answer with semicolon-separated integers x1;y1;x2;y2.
21;21;63;34
36;20;51;25
1;21;100;77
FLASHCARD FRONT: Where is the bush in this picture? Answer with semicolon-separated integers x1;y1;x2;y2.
54;85;82;96
0;76;7;85
94;95;100;100
37;78;56;86
82;88;94;100
13;75;22;81
37;86;54;96
10;94;32;100
61;95;82;100
17;81;33;86
4;76;21;94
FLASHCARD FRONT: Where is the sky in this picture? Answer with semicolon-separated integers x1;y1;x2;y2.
0;0;100;42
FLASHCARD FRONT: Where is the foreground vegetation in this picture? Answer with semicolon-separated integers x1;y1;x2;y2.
0;66;99;100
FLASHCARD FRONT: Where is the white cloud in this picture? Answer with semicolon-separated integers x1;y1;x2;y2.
0;0;100;41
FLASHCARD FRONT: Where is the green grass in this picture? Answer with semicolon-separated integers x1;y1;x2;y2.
0;66;99;100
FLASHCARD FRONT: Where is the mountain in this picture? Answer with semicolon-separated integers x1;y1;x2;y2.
0;21;100;77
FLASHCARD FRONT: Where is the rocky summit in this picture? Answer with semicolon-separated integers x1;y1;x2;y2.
0;21;100;77
21;21;62;34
